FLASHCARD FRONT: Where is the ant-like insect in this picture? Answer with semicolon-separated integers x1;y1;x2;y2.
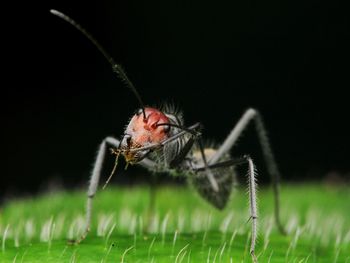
51;9;286;262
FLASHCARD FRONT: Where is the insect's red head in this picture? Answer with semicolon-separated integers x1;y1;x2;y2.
119;107;170;163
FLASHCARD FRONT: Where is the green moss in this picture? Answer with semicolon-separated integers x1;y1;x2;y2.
0;184;349;262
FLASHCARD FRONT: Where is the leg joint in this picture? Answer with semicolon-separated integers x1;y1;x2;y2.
246;108;258;117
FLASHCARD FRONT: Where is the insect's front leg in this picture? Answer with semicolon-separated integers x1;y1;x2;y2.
66;137;118;244
71;136;157;244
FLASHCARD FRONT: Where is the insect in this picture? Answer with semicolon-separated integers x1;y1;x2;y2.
51;9;286;262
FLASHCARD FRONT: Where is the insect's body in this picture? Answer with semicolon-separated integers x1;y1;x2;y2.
51;10;287;263
118;105;237;209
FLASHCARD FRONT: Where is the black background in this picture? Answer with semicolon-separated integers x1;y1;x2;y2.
2;0;350;198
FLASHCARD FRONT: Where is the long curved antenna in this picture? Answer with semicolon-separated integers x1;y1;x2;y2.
50;9;146;119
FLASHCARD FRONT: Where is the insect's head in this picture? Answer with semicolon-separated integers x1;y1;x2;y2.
118;107;170;164
104;107;171;189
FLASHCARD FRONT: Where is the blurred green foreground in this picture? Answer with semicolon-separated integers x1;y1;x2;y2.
0;184;349;262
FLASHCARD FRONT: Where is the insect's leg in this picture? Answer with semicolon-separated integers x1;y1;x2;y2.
195;155;258;262
158;122;219;191
193;156;248;171
208;108;286;235
196;138;220;192
166;133;218;191
72;137;120;244
75;136;157;244
245;156;258;263
169;137;195;168
161;123;218;191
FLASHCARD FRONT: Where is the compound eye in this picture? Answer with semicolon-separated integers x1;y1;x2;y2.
163;124;171;133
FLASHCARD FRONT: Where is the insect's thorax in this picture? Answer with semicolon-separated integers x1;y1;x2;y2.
150;109;189;168
151;113;218;173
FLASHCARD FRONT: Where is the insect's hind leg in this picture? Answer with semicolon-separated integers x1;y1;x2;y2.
208;108;286;235
241;156;258;263
196;155;258;262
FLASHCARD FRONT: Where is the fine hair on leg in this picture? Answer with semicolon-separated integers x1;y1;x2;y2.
208;108;286;234
71;137;120;244
74;136;156;244
196;155;259;262
247;156;258;263
77;123;200;243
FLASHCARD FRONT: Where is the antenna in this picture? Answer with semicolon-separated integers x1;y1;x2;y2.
50;9;147;119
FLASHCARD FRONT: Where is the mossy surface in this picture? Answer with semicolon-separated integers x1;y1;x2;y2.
0;184;349;262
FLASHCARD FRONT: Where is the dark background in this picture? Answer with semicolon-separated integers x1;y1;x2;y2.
2;0;349;199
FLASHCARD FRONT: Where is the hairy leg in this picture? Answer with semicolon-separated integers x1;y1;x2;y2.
208;108;286;234
193;155;258;262
74;136;156;243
